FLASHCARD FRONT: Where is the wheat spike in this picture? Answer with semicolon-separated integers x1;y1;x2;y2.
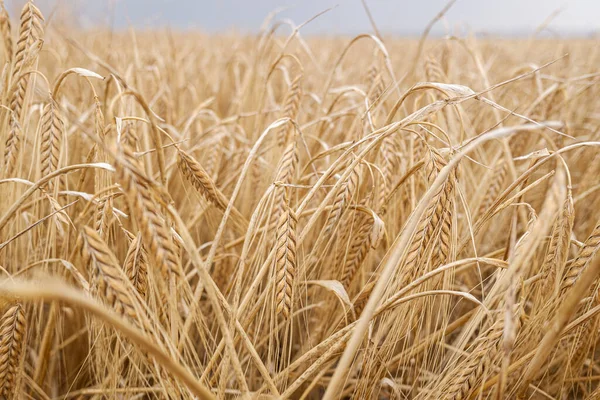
323;163;359;234
0;1;12;63
438;312;507;400
123;232;149;298
3;118;20;176
379;135;401;208
541;189;574;294
119;121;139;149
40;98;64;185
275;200;297;320
118;145;181;280
558;217;600;296
270;141;298;228
94;195;112;240
0;304;26;399
177;148;248;232
339;212;373;288
366;62;385;102
80;226;139;323
432;174;455;267
400;151;449;282
9;0;44;121
401;182;446;283
424;55;446;82
478;158;508;218
282;75;302;120
178;148;228;210
278;74;302;146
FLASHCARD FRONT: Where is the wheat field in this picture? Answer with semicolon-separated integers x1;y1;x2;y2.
0;1;600;399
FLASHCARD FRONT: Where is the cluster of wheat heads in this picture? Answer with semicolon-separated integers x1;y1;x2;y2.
0;1;600;399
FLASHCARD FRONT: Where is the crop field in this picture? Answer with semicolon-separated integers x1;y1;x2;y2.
0;1;599;399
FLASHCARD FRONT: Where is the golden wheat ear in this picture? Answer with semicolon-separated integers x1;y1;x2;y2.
275;200;297;320
9;0;44;122
3;118;20;176
177;148;248;232
0;303;26;399
80;226;140;324
40;98;64;187
117;145;182;281
0;1;12;64
123;232;149;299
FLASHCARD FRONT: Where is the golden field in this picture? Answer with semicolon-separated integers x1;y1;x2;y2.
0;1;600;399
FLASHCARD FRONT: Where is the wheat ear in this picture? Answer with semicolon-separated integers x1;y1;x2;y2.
478;158;508;218
118;145;181;280
0;303;26;399
558;217;600;296
9;0;43;121
339;211;373;288
123;232;149;299
0;1;12;63
438;312;507;400
40;98;64;185
80;226;139;323
323;162;359;234
275;199;298;320
3;118;20;175
270;141;298;228
177;148;248;232
278;74;302;146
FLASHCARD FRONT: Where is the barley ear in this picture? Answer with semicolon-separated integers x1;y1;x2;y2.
0;303;27;399
275;199;297;320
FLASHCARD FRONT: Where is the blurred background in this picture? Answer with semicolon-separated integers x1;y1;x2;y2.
3;0;599;36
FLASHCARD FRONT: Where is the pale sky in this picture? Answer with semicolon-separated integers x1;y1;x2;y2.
8;0;600;35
